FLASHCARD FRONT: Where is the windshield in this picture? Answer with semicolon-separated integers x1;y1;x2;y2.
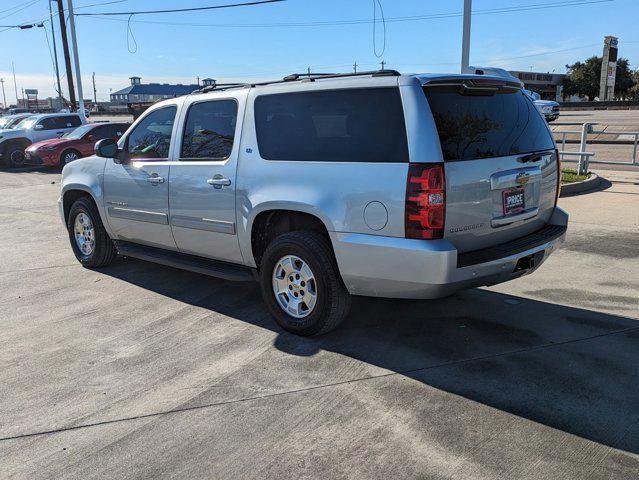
0;117;10;129
63;124;94;139
15;117;38;130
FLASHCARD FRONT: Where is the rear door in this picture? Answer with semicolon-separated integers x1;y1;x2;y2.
423;80;558;253
168;96;244;263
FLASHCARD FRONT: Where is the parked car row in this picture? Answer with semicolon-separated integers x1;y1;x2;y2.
0;112;128;168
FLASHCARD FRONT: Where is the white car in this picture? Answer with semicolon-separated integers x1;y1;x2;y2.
466;67;560;123
0;113;85;168
524;89;560;122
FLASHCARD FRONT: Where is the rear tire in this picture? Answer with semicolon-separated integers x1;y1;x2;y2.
67;196;117;268
259;231;351;336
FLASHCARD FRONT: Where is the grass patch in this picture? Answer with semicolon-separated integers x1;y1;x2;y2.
561;168;591;184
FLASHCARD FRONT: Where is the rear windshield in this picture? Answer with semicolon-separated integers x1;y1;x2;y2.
423;85;554;161
255;88;408;163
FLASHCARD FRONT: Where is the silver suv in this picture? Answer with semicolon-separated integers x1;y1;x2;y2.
59;70;568;336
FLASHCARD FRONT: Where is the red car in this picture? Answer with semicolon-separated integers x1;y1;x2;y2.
24;122;129;167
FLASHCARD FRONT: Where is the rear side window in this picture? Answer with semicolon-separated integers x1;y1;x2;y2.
181;100;237;160
255;88;408;163
423;86;554;161
66;115;82;127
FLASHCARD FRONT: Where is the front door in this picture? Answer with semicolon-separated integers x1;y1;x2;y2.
169;98;243;263
103;105;178;250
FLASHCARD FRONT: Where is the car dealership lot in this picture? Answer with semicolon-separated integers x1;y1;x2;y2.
0;169;638;479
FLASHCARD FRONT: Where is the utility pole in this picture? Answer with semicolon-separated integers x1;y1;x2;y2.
353;61;357;73
48;0;63;110
92;72;97;105
380;60;386;70
461;0;472;73
12;62;19;104
56;0;76;110
0;79;6;110
67;0;85;117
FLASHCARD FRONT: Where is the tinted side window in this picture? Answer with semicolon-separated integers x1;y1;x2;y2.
39;117;60;130
181;100;237;160
66;115;82;127
126;106;177;160
255;88;408;163
90;125;111;139
423;86;555;161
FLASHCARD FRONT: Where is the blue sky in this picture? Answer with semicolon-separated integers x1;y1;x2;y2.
1;0;638;101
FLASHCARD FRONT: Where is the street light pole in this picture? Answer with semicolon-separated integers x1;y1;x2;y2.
461;0;472;73
12;62;19;104
66;0;85;117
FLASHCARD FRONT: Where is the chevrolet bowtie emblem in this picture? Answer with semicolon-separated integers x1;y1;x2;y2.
516;173;530;185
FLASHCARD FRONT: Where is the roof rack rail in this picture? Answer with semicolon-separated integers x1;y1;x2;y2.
193;82;251;94
190;69;403;95
282;69;400;82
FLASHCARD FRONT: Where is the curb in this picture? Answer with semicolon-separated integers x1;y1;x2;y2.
560;173;601;197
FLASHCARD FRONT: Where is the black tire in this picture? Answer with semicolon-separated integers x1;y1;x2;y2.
259;231;351;336
4;143;26;168
67;196;117;268
60;149;82;165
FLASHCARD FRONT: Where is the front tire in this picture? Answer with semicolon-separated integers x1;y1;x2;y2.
259;231;351;336
60;149;81;165
4;143;26;168
67;197;117;268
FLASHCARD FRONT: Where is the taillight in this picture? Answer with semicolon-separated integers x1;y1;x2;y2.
555;148;561;206
405;163;445;240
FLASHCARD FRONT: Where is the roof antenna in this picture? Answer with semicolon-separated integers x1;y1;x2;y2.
353;61;357;73
307;66;311;75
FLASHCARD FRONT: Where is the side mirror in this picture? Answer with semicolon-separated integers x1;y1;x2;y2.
34;124;44;130
95;138;120;161
86;134;95;142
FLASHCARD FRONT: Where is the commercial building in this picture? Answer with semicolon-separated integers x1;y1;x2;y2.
110;76;202;104
509;71;565;101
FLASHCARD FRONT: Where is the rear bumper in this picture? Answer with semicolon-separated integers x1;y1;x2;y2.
331;207;568;299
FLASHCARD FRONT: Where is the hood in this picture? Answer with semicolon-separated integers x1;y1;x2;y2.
0;128;25;139
29;137;72;150
534;100;559;107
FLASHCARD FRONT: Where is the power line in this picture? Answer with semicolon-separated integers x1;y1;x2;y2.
75;0;285;16
78;0;613;27
0;0;40;21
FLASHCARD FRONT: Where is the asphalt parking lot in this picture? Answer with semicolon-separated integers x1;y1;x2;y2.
1;167;638;479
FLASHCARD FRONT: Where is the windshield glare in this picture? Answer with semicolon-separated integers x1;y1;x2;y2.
15;117;38;130
64;124;93;139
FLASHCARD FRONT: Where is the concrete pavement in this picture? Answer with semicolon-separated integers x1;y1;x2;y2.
0;168;638;479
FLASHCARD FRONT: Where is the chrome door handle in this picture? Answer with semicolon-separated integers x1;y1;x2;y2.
207;175;231;189
147;176;165;184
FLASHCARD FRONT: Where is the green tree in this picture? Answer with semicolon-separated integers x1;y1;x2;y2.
562;56;636;100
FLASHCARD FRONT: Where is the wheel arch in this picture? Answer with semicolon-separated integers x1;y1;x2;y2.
61;188;99;224
249;208;333;270
1;137;31;151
